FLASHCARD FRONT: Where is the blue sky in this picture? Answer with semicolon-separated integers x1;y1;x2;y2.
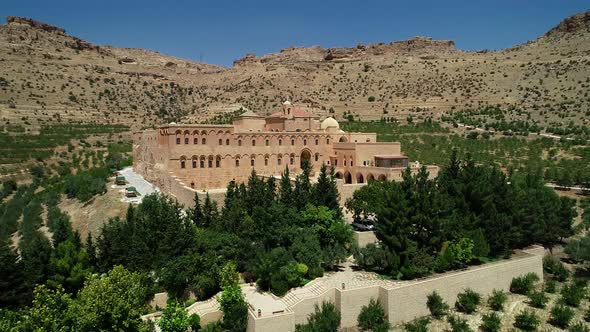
3;0;588;66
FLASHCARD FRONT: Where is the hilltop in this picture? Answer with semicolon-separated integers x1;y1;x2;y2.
0;12;589;130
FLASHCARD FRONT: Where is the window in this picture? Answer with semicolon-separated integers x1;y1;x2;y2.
350;161;353;167
335;159;338;166
363;161;366;166
235;159;240;167
238;140;242;146
202;138;206;144
314;153;319;162
344;160;347;166
303;139;307;146
290;157;294;165
264;158;268;166
216;158;220;168
219;139;222;145
291;139;295;146
208;159;213;168
176;138;181;144
251;159;255;167
252;139;256;146
279;139;282;146
194;138;198;144
278;158;282;165
327;138;330;144
200;160;205;168
192;160;197;168
180;160;186;168
184;138;189;144
315;139;319;145
226;139;230;145
266;139;269;146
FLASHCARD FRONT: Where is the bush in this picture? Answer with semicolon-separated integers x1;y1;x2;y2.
543;255;569;282
487;289;507;311
480;312;502;332
295;302;340;332
368;96;376;102
455;289;481;314
447;315;473;332
545;279;557;293
549;305;575;329
357;299;390;332
188;314;201;331
560;282;585;307
159;300;189;332
426;291;448;319
510;273;539;295
514;309;539;331
353;243;399;276
569;322;590;332
404;317;430;332
527;290;548;309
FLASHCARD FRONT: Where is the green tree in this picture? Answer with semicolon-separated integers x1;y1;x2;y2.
357;298;390;332
0;240;30;307
159;299;189;332
217;262;247;332
312;164;341;217
279;166;293;206
426;291;449;319
47;239;92;294
26;285;73;331
295;302;340;332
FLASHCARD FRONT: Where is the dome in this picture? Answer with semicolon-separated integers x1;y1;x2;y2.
321;117;340;130
283;100;292;105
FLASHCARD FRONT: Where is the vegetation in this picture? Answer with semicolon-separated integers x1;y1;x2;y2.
487;289;507;311
158;300;190;332
510;273;540;295
454;289;481;314
447;315;473;332
357;298;390;332
527;290;548;309
426;291;448;319
480;312;502;332
514;309;540;331
295;302;340;332
549;304;575;329
404;317;430;332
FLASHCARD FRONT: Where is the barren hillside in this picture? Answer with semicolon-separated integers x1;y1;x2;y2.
0;12;589;130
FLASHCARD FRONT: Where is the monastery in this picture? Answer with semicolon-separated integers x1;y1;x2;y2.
133;102;438;206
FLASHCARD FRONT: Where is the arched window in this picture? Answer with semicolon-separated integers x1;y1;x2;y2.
238;140;242;146
315;139;319;145
264;158;268;166
216;156;221;168
208;157;213;168
194;138;198;144
176;138;181;144
303;139;307;146
180;160;186;168
184;137;189;144
192;159;197;168
351;160;353;167
200;158;205;168
291;139;295;146
327;138;330;144
278;157;282;165
235;159;240;167
202;138;206;144
226;139;230;145
219;139;223;145
290;156;294;165
251;158;255;167
266;139;269;146
344;160;347;166
279;139;282;146
335;159;338;166
252;139;256;146
314;153;319;162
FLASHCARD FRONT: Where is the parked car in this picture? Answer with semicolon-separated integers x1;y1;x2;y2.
115;175;126;185
125;186;138;197
351;218;375;232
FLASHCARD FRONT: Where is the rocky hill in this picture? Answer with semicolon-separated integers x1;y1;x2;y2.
0;12;589;130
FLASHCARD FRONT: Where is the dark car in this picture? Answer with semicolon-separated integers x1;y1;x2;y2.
351;218;375;232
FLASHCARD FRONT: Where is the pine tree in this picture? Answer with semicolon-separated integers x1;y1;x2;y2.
312;164;341;217
86;232;97;267
279;166;293;206
191;192;203;226
293;159;312;210
202;193;219;228
0;240;30;307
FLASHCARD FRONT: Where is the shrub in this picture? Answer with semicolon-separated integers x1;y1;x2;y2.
295;302;340;332
188;314;200;331
426;291;449;319
543;255;569;282
527;290;548;309
404;317;430;332
353;243;399;276
510;273;539;295
487;289;507;311
569;322;590;332
560;282;584;307
480;312;502;332
455;289;481;314
368;96;376;102
447;315;473;332
513;309;539;331
158;300;189;332
549;305;575;329
357;299;390;332
545;279;557;293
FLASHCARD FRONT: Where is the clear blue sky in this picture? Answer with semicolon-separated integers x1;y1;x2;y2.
3;0;588;66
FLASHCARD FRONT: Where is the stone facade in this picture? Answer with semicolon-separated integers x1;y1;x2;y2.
133;102;438;207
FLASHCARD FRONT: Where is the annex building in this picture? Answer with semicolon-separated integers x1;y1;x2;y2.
133;102;438;207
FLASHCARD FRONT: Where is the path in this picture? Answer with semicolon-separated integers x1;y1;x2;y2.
111;167;160;204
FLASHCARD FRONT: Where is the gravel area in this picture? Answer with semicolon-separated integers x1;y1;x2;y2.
111;167;160;204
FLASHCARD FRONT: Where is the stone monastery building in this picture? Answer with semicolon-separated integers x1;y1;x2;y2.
133;102;438;206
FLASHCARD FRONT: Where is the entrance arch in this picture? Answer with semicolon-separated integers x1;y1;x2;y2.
378;174;387;181
300;149;311;168
344;171;352;184
367;173;375;182
339;136;348;143
335;172;343;180
356;173;364;184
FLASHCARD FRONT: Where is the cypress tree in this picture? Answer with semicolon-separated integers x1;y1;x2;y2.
192;192;203;226
86;232;97;267
202;193;219;228
279;166;293;206
312;164;341;217
293;159;312;210
0;240;30;307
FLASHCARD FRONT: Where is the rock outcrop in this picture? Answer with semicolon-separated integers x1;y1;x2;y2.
544;11;590;38
6;16;65;34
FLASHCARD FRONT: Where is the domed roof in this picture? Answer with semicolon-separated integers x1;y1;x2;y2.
283;100;292;105
321;117;339;130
